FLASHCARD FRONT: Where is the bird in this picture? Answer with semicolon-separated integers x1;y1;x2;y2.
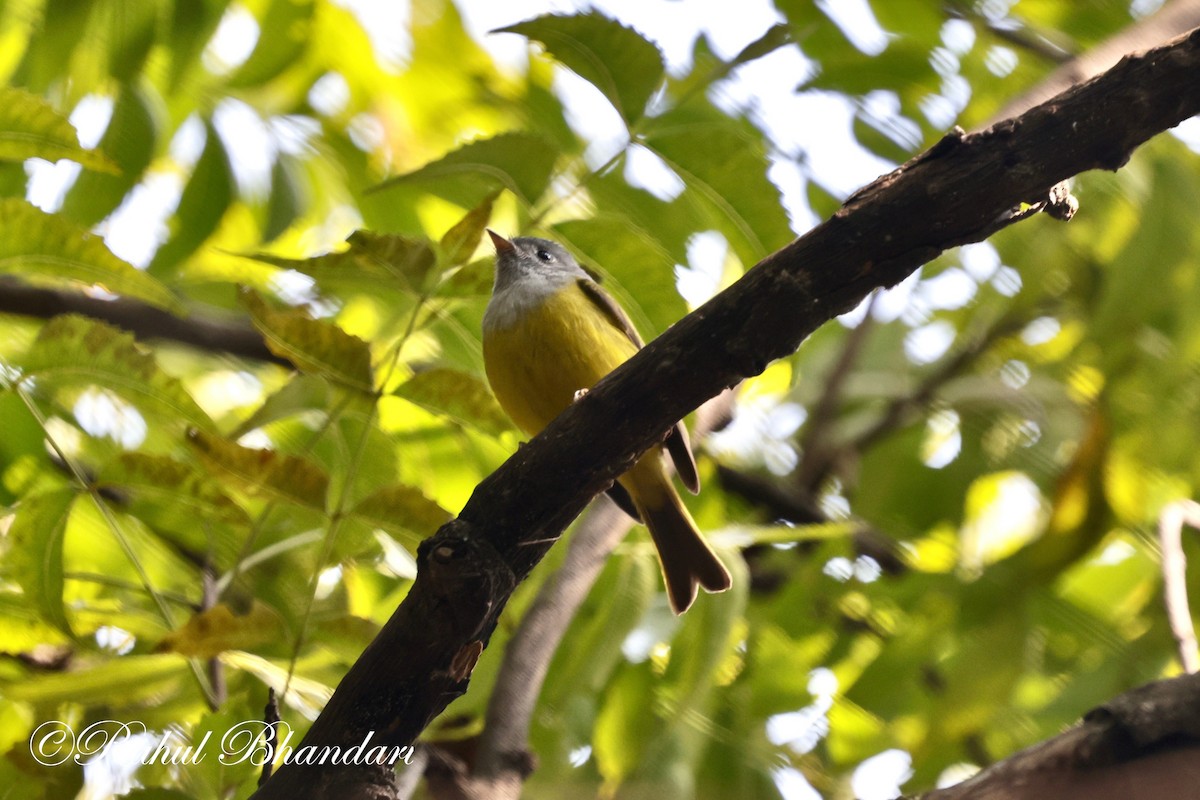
481;230;731;613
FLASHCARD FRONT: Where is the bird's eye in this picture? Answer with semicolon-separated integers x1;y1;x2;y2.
536;249;554;262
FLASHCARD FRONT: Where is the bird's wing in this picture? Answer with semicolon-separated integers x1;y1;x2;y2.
577;277;644;348
576;278;700;494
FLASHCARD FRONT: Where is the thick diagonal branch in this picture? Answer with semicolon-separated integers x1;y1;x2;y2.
252;28;1200;800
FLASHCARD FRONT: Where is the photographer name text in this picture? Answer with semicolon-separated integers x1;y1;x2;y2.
30;720;415;768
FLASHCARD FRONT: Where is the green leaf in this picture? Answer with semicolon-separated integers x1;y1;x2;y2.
232;374;332;439
147;119;234;277
0;592;70;651
96;453;249;569
155;601;282;658
440;256;495;297
369;132;558;208
0;87;116;172
244;229;437;293
19;315;215;432
228;0;314;88
185;428;330;511
0;199;181;312
166;0;231;93
497;12;664;127
672;24;792;99
60;83;160;227
439;189;499;269
663;551;748;708
20;0;92;93
594;661;657;784
550;553;657;700
642;107;793;266
393;368;512;436
348;483;453;542
263;154;304;242
6;489;77;635
240;288;374;391
2;654;186;704
103;0;160;81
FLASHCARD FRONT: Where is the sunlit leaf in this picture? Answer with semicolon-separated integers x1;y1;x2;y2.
19;315;214;431
2;654;187;704
232;374;332;439
370;132;558;208
393;367;512;436
60;83;160;227
0;199;181;312
243;229;437;292
348;483;452;542
228;0;315;88
0;592;69;652
96;453;249;569
263;153;305;242
0;87;116;172
185;428;330;511
439;189;499;268
641;106;793;265
240;288;374;392
6;489;77;635
498;12;664;127
155;601;283;658
147;119;234;277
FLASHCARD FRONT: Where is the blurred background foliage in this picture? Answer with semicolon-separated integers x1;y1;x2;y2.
0;0;1198;797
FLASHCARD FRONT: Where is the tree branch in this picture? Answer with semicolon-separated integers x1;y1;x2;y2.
988;0;1200;123
436;392;735;799
252;28;1200;799
909;673;1200;799
0;277;289;366
793;293;877;492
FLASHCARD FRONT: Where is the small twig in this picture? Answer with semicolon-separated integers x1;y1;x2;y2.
202;566;227;707
258;688;281;788
986;0;1200;124
852;313;1029;454
1157;500;1200;673
394;745;429;800
716;464;906;575
985;23;1074;64
794;292;878;492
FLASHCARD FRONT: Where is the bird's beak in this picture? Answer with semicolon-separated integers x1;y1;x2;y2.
487;229;515;255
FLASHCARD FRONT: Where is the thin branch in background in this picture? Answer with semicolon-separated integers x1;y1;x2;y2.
986;0;1200;123
851;313;1029;455
984;22;1074;64
258;689;281;788
794;292;878;492
202;566;227;707
716;464;907;576
1157;500;1200;674
394;746;429;800
0;277;290;367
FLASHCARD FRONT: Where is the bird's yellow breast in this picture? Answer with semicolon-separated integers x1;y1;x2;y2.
483;283;638;437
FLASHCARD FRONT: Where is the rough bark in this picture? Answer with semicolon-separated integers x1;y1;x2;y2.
251;27;1200;800
909;673;1200;800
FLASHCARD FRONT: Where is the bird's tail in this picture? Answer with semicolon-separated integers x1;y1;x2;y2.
635;481;732;615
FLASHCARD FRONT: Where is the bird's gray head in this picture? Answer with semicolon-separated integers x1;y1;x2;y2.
487;230;588;293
